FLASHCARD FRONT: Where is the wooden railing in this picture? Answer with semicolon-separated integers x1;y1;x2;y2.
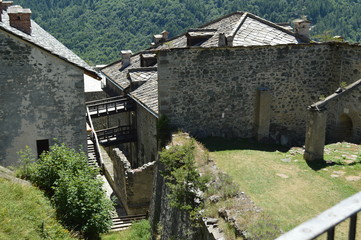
276;191;361;240
86;96;135;117
86;107;104;169
96;125;136;144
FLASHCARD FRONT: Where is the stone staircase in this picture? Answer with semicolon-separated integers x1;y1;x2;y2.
110;214;147;231
87;135;99;169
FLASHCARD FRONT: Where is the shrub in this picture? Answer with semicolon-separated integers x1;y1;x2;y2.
53;170;113;237
30;144;95;194
159;141;207;221
18;144;113;237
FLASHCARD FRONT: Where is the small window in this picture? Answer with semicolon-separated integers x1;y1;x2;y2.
36;139;49;158
17;16;21;20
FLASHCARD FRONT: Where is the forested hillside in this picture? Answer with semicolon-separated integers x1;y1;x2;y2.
13;0;361;65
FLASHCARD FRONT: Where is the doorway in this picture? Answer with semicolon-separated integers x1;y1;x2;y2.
36;139;49;158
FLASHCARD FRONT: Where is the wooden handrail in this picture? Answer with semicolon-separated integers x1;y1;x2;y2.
86;107;104;169
86;96;128;105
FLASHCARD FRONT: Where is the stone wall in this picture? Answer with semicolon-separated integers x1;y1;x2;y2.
110;148;155;215
149;161;216;240
0;30;86;166
158;43;361;145
135;103;158;167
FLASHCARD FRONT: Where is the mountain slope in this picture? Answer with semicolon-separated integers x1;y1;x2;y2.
13;0;361;64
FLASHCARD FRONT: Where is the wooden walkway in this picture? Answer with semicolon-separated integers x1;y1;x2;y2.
96;125;136;145
86;96;135;118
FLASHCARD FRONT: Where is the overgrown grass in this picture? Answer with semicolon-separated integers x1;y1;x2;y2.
201;137;361;238
101;220;151;240
101;229;131;239
0;178;74;240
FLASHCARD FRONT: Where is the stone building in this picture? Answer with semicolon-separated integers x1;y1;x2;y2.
102;11;361;163
100;11;310;167
0;3;98;166
100;11;361;215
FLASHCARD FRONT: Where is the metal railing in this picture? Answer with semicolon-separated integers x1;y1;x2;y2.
276;191;361;240
86;107;104;169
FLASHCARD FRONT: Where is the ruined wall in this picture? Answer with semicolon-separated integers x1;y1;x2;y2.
149;162;216;240
325;89;361;143
158;43;361;145
0;31;86;166
110;148;155;215
325;45;361;143
136;103;158;167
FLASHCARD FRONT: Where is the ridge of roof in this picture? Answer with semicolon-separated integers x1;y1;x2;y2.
128;67;157;72
0;10;98;77
102;12;245;70
227;12;248;39
197;11;245;29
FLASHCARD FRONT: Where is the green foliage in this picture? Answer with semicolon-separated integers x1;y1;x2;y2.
16;146;37;180
159;141;207;221
17;144;113;237
0;178;74;240
206;172;240;199
31;144;95;195
53;170;113;237
128;220;151;240
157;115;171;148
340;81;348;89
245;214;281;240
13;0;361;64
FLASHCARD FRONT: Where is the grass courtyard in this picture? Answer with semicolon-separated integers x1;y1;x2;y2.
200;137;361;239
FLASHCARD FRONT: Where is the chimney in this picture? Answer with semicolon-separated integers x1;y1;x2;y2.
121;50;133;68
293;19;311;39
8;5;32;35
0;0;2;22
152;30;169;47
1;0;13;11
161;30;169;41
218;33;227;47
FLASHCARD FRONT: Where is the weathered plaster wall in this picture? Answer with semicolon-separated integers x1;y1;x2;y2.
135;104;158;167
158;43;361;145
0;31;86;166
110;148;155;215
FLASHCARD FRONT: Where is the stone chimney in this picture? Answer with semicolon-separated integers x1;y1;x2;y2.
8;5;32;35
218;33;227;47
152;30;169;47
0;0;2;22
161;30;169;41
121;50;133;68
293;19;311;39
0;1;13;11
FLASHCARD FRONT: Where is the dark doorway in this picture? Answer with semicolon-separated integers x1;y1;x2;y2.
338;114;353;142
36;139;49;158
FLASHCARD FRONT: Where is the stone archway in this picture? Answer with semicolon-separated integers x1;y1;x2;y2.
337;114;353;142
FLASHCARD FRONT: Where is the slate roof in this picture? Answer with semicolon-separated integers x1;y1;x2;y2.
101;11;307;116
130;70;158;114
0;7;96;75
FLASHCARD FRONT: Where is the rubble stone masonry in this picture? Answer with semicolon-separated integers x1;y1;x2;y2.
158;43;361;145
